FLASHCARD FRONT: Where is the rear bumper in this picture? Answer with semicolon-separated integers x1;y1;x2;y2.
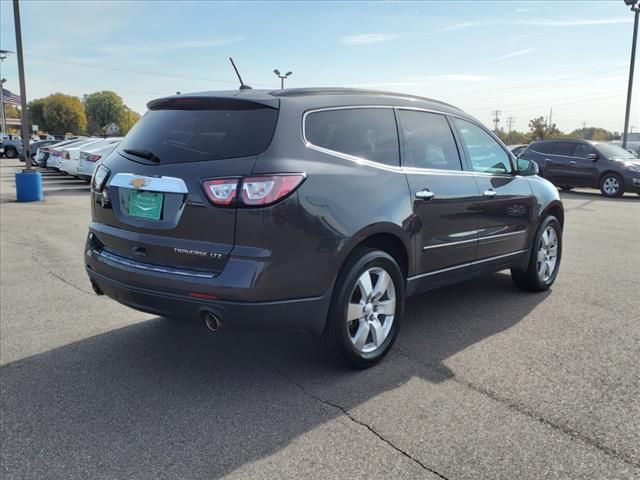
86;266;331;334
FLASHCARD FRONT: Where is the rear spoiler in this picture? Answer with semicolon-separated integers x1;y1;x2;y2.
147;94;279;111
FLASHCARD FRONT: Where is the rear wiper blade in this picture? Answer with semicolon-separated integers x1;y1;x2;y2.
123;148;161;163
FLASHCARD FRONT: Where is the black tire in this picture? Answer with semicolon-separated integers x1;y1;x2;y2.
600;173;624;198
559;185;573;191
511;216;562;292
4;147;17;159
321;247;405;369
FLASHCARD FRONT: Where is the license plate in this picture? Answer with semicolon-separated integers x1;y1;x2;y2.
129;190;164;220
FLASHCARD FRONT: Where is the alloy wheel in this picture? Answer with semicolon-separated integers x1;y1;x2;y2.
346;267;396;354
537;226;559;282
602;176;620;196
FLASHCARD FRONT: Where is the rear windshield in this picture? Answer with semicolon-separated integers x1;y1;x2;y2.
117;105;278;164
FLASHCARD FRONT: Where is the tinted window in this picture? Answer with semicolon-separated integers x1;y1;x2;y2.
453;118;513;174
531;142;554;154
552;142;577;156
575;143;597;158
118;106;278;164
398;110;461;170
305;108;399;166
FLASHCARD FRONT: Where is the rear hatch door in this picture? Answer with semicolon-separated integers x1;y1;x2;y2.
90;95;279;274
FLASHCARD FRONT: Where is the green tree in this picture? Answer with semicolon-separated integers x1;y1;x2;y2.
568;127;614;141
27;98;47;131
120;107;141;134
42;93;87;135
529;116;560;140
84;91;126;135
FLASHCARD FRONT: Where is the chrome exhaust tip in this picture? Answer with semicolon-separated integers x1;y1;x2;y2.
202;311;222;332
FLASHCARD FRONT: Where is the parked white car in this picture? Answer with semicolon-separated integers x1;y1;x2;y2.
58;138;105;174
46;138;90;169
77;137;122;181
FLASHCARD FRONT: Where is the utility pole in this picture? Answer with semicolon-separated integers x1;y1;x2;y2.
623;0;639;149
0;49;12;133
582;121;587;139
492;109;501;135
273;69;293;89
506;116;515;144
13;0;30;168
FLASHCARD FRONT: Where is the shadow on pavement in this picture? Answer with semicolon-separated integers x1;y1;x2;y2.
1;273;548;479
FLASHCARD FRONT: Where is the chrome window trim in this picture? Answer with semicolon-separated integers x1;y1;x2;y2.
408;250;526;281
423;230;526;250
109;173;188;194
302;105;517;178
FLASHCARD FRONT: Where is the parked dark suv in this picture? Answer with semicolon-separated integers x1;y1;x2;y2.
85;88;564;368
520;139;640;197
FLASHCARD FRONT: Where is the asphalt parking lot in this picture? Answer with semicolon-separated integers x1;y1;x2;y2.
1;159;639;480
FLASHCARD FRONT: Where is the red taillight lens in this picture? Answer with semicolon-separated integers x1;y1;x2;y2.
63;151;70;160
87;154;102;162
240;174;306;206
202;178;239;205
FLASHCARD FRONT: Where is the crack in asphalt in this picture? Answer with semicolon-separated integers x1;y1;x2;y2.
232;336;449;480
396;349;640;470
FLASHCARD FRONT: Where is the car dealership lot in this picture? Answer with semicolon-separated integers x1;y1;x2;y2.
1;160;639;479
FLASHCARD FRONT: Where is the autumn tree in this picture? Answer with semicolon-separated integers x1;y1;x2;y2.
528;116;560;140
84;91;126;135
42;93;87;134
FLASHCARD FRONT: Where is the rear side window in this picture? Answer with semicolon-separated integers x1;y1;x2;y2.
397;110;461;170
305;108;399;166
552;142;576;156
531;142;554;154
118;105;278;164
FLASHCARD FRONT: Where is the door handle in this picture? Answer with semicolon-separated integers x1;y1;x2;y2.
415;189;435;200
483;189;497;198
568;161;577;165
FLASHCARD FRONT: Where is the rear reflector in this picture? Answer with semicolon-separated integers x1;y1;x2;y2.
87;154;102;162
189;292;218;300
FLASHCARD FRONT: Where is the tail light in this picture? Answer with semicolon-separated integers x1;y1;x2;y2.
63;151;70;160
87;154;102;162
201;174;305;207
202;178;239;206
241;175;306;206
92;164;111;192
42;148;50;153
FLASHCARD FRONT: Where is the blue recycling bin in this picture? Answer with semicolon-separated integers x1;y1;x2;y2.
15;171;44;202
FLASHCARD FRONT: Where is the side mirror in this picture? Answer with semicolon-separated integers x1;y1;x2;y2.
517;158;539;176
587;153;598;161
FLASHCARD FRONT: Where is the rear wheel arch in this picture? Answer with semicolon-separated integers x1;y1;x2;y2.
339;227;411;281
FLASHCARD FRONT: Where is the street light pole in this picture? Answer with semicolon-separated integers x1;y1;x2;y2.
0;49;11;134
273;69;293;89
622;0;639;149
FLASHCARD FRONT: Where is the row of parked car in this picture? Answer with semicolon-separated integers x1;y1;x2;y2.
32;136;122;180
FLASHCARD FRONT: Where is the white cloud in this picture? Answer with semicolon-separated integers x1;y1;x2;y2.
98;36;245;54
515;8;530;13
340;33;398;45
491;48;535;61
440;22;484;31
519;17;632;27
407;74;494;82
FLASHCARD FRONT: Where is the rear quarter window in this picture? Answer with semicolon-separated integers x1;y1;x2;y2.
118;105;279;164
552;142;577;156
304;108;400;166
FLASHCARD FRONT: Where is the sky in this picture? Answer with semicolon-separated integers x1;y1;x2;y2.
0;0;638;134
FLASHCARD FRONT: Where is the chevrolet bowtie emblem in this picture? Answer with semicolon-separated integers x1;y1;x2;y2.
129;177;150;189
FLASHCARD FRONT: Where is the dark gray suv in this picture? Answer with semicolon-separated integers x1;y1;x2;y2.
520;139;640;197
85;88;564;368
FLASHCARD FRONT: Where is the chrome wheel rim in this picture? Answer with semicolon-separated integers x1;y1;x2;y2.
603;177;619;195
347;267;396;354
537;226;559;283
